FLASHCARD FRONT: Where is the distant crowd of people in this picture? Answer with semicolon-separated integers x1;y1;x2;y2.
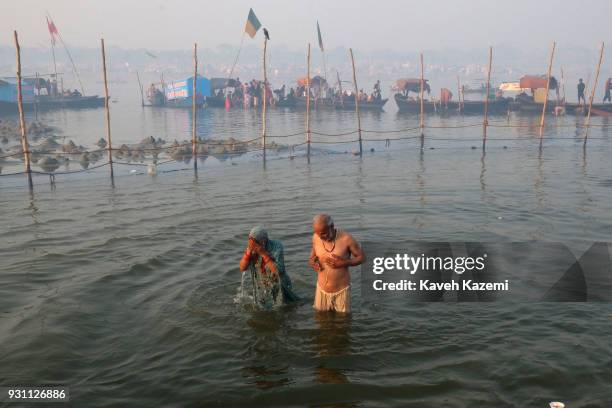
214;78;274;108
214;78;384;107
148;76;612;108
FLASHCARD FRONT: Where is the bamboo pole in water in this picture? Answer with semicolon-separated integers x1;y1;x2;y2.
262;38;268;163
540;42;556;139
420;53;425;138
306;43;311;161
349;48;362;156
34;72;39;121
100;38;114;182
136;70;144;107
192;43;198;173
14;31;33;190
560;68;567;103
337;70;344;108
584;42;605;147
457;75;462;113
483;46;493;148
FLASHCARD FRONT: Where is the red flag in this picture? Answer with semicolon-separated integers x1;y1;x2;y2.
46;16;59;45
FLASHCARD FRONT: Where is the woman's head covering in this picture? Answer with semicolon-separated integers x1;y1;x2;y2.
249;226;268;242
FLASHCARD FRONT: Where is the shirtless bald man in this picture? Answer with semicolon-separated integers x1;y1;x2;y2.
308;214;366;313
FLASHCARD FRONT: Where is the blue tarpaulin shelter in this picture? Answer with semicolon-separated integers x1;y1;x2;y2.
0;78;35;103
166;75;211;101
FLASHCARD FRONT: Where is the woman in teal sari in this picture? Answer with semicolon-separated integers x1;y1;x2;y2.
239;226;299;304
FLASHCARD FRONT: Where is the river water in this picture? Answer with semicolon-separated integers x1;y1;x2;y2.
1;80;612;407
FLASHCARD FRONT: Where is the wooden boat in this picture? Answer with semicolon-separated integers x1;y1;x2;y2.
589;107;612;117
275;96;335;109
394;93;509;114
458;99;510;114
0;95;106;114
36;94;106;110
394;94;442;113
564;102;612;116
509;100;562;113
335;97;388;111
508;74;562;113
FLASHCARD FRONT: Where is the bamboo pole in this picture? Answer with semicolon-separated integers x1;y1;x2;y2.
462;82;466;111
584;42;605;147
349;48;362;156
457;75;462;113
306;43;311;161
100;39;114;182
49;10;85;96
192;43;198;173
539;41;556;139
483;46;493;148
49;25;58;95
14;31;33;190
262;38;268;163
337;70;344;108
136;70;144;107
560;67;566;104
34;71;39;121
420;53;425;137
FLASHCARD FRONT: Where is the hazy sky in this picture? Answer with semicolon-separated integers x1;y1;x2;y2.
3;0;611;51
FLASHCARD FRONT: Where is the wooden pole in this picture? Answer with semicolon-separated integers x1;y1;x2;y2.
349;48;362;156
50;32;58;95
262;38;268;163
136;70;144;107
337;70;344;108
306;43;311;161
34;71;39;121
14;31;33;190
560;67;566;104
100;39;114;182
539;41;556;139
483;46;493;149
584;42;605;147
419;52;425;137
457;75;462;113
192;43;198;173
461;78;465;110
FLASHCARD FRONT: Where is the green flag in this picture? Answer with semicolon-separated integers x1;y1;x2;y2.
245;8;262;38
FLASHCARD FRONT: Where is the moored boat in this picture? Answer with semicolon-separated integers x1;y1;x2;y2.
335;97;388;111
395;93;511;115
508;74;562;113
564;102;612;116
0;76;105;114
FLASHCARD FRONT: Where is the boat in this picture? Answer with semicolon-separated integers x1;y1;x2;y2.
393;78;432;112
394;79;509;114
335;97;388;111
0;76;105;114
458;98;510;114
589;106;612;117
508;74;563;113
564;103;612;116
36;94;105;110
274;76;335;110
276;95;335;109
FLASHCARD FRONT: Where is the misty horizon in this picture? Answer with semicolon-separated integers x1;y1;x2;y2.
2;0;611;52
